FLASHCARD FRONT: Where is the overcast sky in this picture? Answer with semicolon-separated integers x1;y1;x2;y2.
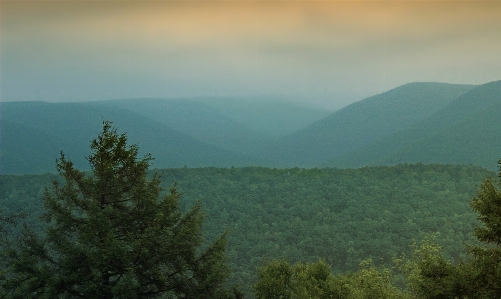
1;1;501;110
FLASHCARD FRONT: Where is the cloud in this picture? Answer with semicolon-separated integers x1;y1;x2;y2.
1;1;501;106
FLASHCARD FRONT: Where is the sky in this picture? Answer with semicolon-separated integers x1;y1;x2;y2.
1;0;501;110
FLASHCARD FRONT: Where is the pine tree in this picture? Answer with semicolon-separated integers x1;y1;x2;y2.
398;159;501;298
1;121;233;299
464;158;501;298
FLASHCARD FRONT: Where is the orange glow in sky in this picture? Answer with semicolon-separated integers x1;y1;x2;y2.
2;1;501;107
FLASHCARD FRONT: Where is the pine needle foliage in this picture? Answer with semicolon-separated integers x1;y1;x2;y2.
1;121;232;299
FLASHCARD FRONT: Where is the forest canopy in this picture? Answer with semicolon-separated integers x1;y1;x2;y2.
0;122;237;298
0;160;493;296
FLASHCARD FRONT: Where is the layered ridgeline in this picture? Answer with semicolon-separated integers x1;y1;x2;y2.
102;97;331;154
196;97;333;137
0;98;331;174
101;99;273;154
0;101;266;174
1;164;493;293
256;83;475;167
3;81;501;174
330;80;501;169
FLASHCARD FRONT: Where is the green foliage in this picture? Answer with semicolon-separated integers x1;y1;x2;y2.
339;259;406;299
261;82;474;167
253;259;294;299
394;235;460;298
0;122;234;298
460;158;501;298
332;80;501;170
392;159;501;299
254;259;405;299
1;164;491;295
0;101;264;175
470;166;501;246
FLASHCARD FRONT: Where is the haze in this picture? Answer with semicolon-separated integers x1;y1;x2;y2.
1;1;500;110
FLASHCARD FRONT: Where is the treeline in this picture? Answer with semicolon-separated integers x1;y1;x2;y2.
253;161;501;298
0;163;492;294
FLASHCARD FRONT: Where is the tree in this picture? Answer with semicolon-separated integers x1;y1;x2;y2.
462;157;501;298
1;121;234;299
395;159;501;299
253;259;404;299
394;235;461;299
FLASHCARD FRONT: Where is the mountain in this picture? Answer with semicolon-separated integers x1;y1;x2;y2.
3;81;498;174
0;101;265;174
0;120;74;174
101;99;274;154
256;82;475;167
196;97;333;137
330;80;501;169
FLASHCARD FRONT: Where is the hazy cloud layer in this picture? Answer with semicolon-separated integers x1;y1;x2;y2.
1;1;500;109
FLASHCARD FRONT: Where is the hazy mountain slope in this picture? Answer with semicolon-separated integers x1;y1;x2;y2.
102;99;274;154
0;120;79;174
256;83;474;167
197;97;334;137
379;102;501;168
330;80;501;169
0;101;264;174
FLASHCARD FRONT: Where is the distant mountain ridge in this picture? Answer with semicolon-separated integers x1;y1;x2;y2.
101;98;274;154
2;80;501;174
196;97;333;137
329;80;501;169
255;82;475;167
0;101;265;174
0;97;333;174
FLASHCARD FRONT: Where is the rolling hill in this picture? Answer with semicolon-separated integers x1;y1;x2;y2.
101;99;274;154
255;82;475;167
330;80;501;169
197;97;334;137
3;80;500;174
0;101;265;174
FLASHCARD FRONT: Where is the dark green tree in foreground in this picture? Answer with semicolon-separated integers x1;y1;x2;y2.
253;259;405;299
462;157;501;298
397;158;501;299
1;122;234;299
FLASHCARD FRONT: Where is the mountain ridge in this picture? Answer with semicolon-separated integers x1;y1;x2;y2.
329;80;501;169
255;82;475;167
0;101;265;174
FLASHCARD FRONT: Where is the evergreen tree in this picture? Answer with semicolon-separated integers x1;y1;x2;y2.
463;158;501;298
398;159;501;298
1;122;233;299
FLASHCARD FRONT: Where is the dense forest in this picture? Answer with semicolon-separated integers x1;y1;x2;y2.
1;80;501;297
1;160;494;296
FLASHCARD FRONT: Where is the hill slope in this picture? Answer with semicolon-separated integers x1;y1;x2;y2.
197;97;334;137
0;101;264;174
330;80;501;169
0;120;76;174
256;83;474;167
102;99;274;154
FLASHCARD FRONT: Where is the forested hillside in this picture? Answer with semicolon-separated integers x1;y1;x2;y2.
0;98;330;174
102;99;275;154
1;164;493;293
0;101;265;174
2;81;501;174
256;83;474;167
330;80;501;169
